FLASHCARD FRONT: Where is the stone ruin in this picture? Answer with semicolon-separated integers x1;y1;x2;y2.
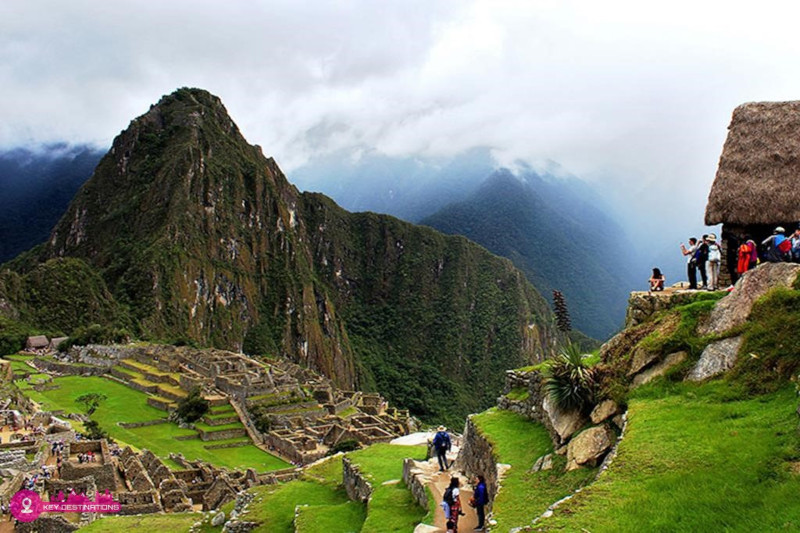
60;440;116;492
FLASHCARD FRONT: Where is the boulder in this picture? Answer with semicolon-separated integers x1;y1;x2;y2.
211;511;226;527
632;351;688;387
611;414;625;430
686;336;743;381
628;346;660;376
566;425;614;471
531;453;554;472
590;400;619;424
700;263;800;336
542;395;587;444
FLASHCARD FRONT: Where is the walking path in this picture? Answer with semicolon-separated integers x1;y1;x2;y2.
410;450;480;532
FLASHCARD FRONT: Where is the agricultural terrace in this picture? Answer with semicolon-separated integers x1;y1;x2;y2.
15;374;288;471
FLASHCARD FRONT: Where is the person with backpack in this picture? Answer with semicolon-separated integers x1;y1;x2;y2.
442;476;465;532
432;425;452;472
706;234;722;291
762;226;790;262
472;475;489;531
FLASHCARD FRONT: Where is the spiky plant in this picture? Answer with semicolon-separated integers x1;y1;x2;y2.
552;289;571;333
544;342;596;412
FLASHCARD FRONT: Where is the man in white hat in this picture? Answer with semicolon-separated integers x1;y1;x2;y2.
432;425;452;471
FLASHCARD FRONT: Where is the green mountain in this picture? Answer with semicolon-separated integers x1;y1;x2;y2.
1;88;560;423
422;171;636;340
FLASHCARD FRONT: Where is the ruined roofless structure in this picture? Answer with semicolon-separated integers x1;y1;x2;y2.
706;101;800;283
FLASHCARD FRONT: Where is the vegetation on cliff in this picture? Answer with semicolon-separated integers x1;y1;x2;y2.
0;87;560;423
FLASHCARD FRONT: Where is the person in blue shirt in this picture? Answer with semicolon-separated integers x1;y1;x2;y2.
472;475;489;531
432;426;451;471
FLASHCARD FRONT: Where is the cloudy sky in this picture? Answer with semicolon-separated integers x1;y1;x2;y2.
3;0;800;232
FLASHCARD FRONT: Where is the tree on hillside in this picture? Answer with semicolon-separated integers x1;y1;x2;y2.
175;387;209;423
76;393;107;415
553;289;572;333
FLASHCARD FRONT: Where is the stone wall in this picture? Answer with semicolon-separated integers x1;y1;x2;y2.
456;416;497;513
33;358;106;376
342;456;372;503
198;427;246;441
402;458;429;510
624;291;701;328
17;516;79;533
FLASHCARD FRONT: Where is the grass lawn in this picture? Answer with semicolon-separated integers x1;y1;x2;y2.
471;408;596;532
17;375;289;472
347;443;428;533
79;512;204;532
538;381;800;532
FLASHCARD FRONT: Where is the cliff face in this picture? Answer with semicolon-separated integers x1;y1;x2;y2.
7;88;558;422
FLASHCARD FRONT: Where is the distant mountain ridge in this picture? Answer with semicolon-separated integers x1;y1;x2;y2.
0;88;560;423
0;144;104;263
421;169;637;339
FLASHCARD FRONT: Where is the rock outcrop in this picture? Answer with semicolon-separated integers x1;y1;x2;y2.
700;263;800;335
566;425;615;471
686;336;743;381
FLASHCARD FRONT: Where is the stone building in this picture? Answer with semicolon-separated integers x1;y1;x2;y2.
706;101;800;284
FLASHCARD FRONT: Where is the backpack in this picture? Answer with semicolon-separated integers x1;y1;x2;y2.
443;487;455;506
433;431;450;450
778;239;792;253
694;243;708;262
708;243;721;263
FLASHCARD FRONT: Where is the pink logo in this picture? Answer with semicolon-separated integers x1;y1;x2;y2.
9;489;121;522
10;490;42;522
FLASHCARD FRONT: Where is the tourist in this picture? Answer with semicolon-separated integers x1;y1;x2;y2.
680;238;700;289
762;226;789;262
472;475;489;531
737;238;755;276
706;234;722;291
443;476;465;532
649;268;665;292
791;227;800;263
432;426;452;472
695;235;710;289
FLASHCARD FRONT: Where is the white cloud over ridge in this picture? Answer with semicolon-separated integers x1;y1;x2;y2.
3;0;800;221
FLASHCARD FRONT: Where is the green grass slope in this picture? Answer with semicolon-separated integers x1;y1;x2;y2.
538;381;800;532
471;409;596;532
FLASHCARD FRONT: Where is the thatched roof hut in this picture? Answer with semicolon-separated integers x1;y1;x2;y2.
25;335;49;350
706;101;800;226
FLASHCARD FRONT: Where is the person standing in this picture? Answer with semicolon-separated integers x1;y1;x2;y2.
443;477;464;533
472;475;489;531
680;238;699;289
695;235;710;289
706;234;722;291
433;426;452;472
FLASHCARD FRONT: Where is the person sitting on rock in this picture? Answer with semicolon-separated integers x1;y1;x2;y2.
649;268;665;292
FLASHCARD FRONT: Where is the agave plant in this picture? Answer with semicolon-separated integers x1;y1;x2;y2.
544;343;597;412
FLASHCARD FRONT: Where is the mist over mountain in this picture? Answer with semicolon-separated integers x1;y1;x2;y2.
422;169;638;339
0;144;103;263
290;147;497;222
291;152;643;339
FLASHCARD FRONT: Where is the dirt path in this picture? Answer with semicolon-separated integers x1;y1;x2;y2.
411;450;482;533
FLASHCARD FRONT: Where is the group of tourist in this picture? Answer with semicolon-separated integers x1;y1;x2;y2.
677;233;725;291
671;226;800;292
433;426;490;532
77;450;98;463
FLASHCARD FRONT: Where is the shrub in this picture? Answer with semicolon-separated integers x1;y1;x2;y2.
330;439;360;454
174;387;209;423
83;419;109;441
544;343;597;412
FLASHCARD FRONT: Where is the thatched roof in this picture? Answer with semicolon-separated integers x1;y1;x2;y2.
25;335;48;349
706;101;800;225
